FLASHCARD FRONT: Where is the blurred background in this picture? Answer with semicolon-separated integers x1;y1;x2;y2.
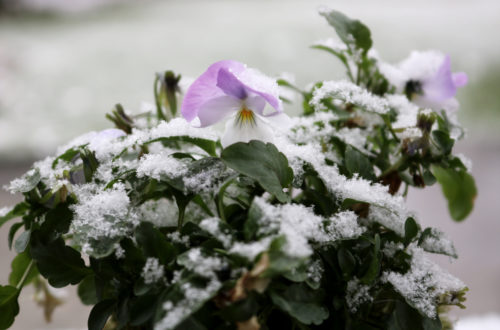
0;0;498;328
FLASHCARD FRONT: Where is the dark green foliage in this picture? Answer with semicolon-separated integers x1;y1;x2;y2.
221;140;294;203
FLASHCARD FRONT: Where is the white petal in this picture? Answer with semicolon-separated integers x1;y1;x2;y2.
196;96;242;127
221;114;275;148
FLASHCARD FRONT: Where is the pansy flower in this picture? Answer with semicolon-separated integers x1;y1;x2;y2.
380;51;467;113
181;60;289;147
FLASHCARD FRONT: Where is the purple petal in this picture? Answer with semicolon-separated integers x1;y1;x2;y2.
452;72;468;87
196;96;242;127
181;60;246;121
422;55;456;102
216;67;282;114
216;68;248;99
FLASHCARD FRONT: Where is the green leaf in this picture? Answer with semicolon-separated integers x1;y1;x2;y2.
30;234;90;287
270;283;329;325
337;247;356;277
52;147;80;168
0;285;20;329
432;130;454;154
78;275;98;305
0;202;29;228
221;141;293;203
404;217;419;246
135;222;176;265
219;293;259;322
145;136;217;157
80;148;99;182
130;294;157;326
418;228;457;258
345;146;375;180
430;165;477;221
39;202;73;240
14;230;31;253
8;223;24;250
320;9;372;53
9;251;38;287
387;301;441;330
88;299;116;330
361;234;381;284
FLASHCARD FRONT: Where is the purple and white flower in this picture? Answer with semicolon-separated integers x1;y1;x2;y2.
181;60;289;147
380;51;467;113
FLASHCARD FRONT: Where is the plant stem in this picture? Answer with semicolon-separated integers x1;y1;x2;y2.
16;260;34;290
379;155;408;179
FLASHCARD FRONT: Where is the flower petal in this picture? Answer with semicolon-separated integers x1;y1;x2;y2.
181;60;246;121
422;55;456;102
216;68;248;100
217;67;282;114
221;113;275;148
196;96;242;127
452;72;468;88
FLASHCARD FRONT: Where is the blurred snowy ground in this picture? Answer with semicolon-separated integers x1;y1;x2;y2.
0;0;499;329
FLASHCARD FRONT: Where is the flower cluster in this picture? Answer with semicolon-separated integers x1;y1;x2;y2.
0;8;475;330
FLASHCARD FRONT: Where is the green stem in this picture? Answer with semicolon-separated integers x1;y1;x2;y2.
177;207;185;231
154;76;166;121
16;260;34;290
379;155;408;179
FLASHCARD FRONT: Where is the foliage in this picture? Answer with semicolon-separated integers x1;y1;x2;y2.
0;8;474;330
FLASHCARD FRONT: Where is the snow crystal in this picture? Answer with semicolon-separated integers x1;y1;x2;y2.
382;241;405;258
155;248;224;330
70;183;137;251
386;94;420;129
229;238;272;260
142;257;165;284
148;118;217;142
383;246;465;318
166;232;190;246
182;160;230;194
346;278;373;312
138;199;178;228
307;259;324;284
326;211;365;240
136;151;187;180
311;80;389;114
420;228;457;258
248;197;364;258
156;277;220;330
334;127;372;155
182;248;227;276
199;217;232;248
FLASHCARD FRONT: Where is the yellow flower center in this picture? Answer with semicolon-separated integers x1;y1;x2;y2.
236;108;256;127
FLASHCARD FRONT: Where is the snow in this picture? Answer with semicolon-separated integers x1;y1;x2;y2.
136;152;188;181
199;217;232;248
142;257;165;284
420;228;457;258
311;80;389;114
346;278;373;312
383;246;465;318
